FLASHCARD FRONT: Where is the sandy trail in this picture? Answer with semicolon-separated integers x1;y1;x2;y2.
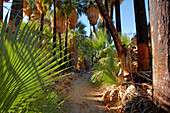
67;72;106;113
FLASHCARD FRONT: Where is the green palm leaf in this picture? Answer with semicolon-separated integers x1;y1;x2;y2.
0;15;69;112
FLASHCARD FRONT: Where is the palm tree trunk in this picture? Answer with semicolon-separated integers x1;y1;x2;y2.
9;0;23;24
134;0;150;71
95;0;123;64
59;33;62;68
105;0;111;43
115;0;121;33
110;2;114;20
64;19;68;69
69;38;72;66
53;0;56;59
149;0;169;112
0;0;3;23
93;25;96;33
40;13;44;40
8;0;23;32
105;0;109;29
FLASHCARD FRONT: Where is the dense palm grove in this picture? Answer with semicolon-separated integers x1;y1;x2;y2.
0;0;169;112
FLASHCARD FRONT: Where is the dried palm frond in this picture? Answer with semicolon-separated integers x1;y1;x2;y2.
23;0;32;16
86;4;99;25
23;0;29;9
34;9;41;20
23;9;32;16
3;0;10;2
50;11;66;33
35;0;44;13
99;10;110;20
123;96;159;113
68;9;78;29
110;0;123;8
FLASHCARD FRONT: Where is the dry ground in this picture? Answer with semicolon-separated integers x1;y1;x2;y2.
66;72;107;113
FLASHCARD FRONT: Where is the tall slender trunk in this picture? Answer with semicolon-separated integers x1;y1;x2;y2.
134;0;150;71
59;33;62;68
102;0;108;29
110;2;114;20
149;0;169;112
0;0;3;23
108;1;114;43
95;0;123;64
115;0;121;33
64;19;68;69
93;25;96;33
69;38;72;66
105;0;108;12
8;0;23;32
103;0;108;30
40;13;44;40
9;0;23;24
53;0;56;62
105;0;108;28
105;0;111;42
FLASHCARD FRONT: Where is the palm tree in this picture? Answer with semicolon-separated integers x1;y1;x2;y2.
149;0;169;112
115;0;121;33
64;3;79;69
86;2;99;33
134;0;150;71
68;22;87;71
95;0;123;65
64;19;68;69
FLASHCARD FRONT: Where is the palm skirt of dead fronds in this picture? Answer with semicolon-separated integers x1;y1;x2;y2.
2;0;10;2
123;96;159;113
86;4;99;26
110;0;123;7
50;11;66;34
35;0;44;14
101;82;158;113
23;0;32;16
68;9;78;29
34;9;41;20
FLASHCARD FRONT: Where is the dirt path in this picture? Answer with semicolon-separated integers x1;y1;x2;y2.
67;72;106;113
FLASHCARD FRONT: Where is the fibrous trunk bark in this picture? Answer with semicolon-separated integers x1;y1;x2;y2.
134;0;150;71
149;0;170;112
115;0;121;33
8;0;23;32
9;0;23;24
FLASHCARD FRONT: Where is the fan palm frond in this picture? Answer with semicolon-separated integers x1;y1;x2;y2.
0;14;69;112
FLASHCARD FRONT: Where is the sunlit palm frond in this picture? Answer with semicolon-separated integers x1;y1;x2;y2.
0;15;69;112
